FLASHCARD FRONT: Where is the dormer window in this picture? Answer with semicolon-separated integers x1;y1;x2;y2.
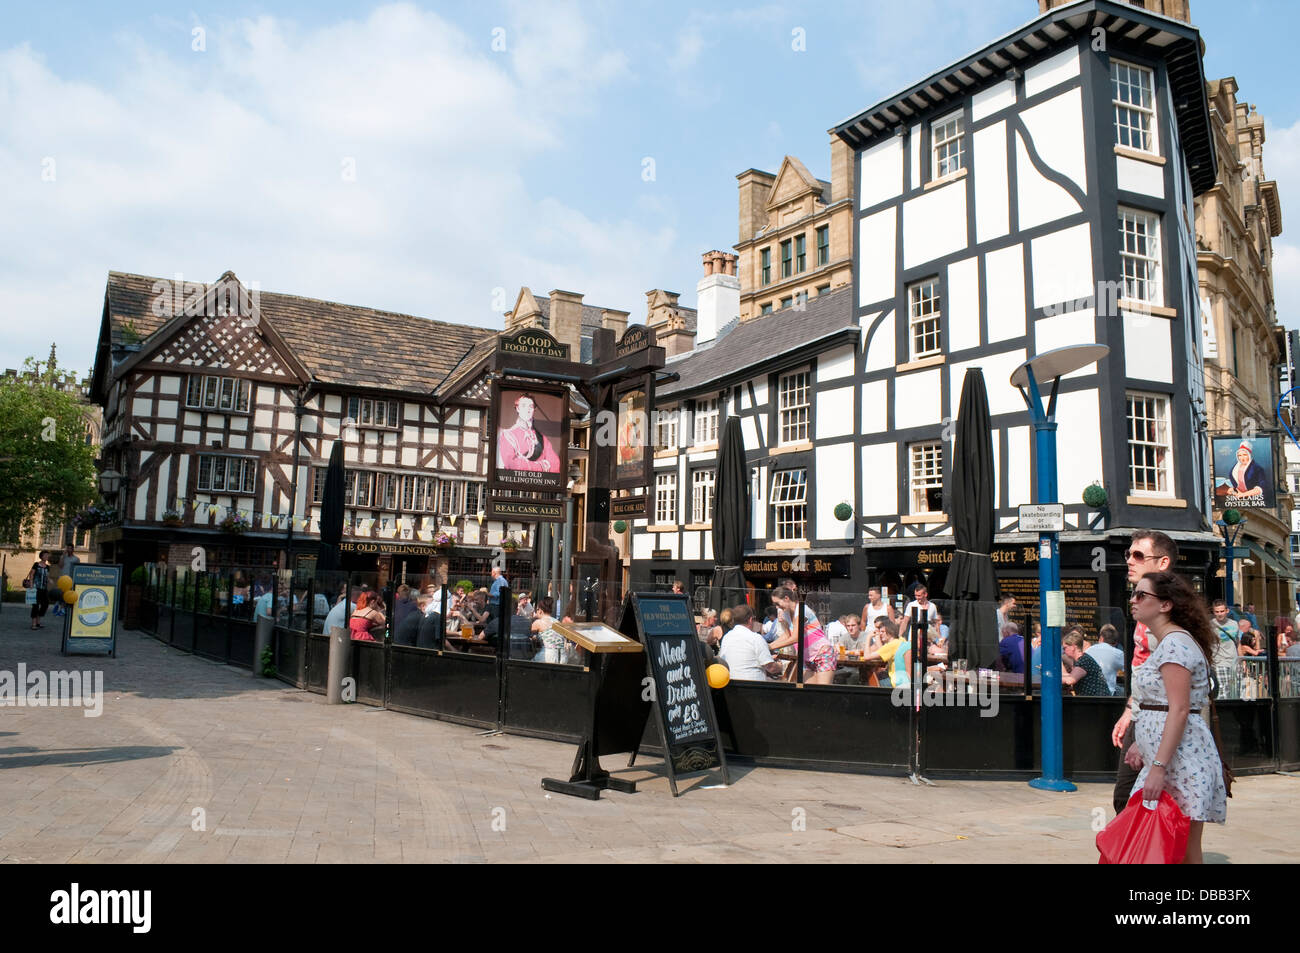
186;375;249;413
346;397;400;429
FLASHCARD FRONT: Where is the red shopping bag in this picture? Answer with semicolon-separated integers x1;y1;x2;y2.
1097;791;1190;864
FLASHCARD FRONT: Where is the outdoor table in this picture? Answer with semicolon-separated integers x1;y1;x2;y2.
445;635;495;656
777;651;886;685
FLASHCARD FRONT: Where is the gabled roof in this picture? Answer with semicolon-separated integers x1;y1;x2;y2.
658;287;855;398
831;0;1216;195
100;271;496;395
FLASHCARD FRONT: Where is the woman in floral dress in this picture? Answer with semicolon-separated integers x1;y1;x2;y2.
1125;570;1227;863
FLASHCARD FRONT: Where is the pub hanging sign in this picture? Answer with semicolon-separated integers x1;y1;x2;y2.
489;381;571;495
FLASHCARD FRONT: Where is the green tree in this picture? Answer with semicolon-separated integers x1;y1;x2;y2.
0;349;97;543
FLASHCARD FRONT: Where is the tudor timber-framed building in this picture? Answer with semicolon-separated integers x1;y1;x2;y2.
90;271;538;587
630;0;1229;613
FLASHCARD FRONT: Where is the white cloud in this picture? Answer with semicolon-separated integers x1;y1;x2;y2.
0;3;665;374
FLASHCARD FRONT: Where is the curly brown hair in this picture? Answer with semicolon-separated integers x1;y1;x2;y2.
1140;570;1215;666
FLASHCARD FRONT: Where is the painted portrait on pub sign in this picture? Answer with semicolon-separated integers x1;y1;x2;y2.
615;383;650;488
1212;436;1274;509
492;385;569;493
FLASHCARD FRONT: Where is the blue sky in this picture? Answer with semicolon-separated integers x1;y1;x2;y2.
2;0;1297;377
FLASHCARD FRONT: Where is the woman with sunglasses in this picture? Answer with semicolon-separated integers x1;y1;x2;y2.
1124;571;1226;863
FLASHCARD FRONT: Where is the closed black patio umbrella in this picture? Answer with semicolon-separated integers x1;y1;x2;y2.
946;369;1000;668
709;416;749;611
317;438;346;573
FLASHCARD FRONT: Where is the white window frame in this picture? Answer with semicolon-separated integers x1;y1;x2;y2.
1111;59;1158;155
195;454;256;495
770;469;808;542
1119;208;1163;306
778;370;810;445
654;471;678;525
693;398;719;445
346;396;400;429
908;442;944;515
931;111;965;179
1126;391;1174;497
186;375;249;413
692;469;716;525
654;407;678;451
908;278;942;359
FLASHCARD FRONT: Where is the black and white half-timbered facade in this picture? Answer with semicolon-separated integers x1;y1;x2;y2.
91;270;533;584
631;0;1224;610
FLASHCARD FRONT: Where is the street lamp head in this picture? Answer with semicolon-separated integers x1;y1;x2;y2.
98;468;123;496
1009;344;1110;390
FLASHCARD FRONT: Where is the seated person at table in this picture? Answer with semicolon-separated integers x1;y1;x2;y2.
1061;629;1109;696
862;619;903;688
861;587;895;631
532;597;564;663
417;591;443;650
926;625;947;659
718;604;781;681
830;614;869;685
698;609;718;644
760;605;780;643
1236;618;1264;657
349;591;387;642
932;611;950;644
997;622;1025;674
1086;623;1125;695
393;590;426;646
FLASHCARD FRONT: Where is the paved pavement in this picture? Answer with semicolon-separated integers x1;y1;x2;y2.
2;609;1296;864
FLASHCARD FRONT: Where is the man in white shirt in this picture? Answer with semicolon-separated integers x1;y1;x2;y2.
1085;625;1126;696
900;585;938;644
322;587;355;633
719;605;780;681
860;588;893;631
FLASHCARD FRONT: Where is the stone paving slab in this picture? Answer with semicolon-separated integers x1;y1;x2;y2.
1;614;1297;863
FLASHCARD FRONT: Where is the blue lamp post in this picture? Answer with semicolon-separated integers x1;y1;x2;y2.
1011;344;1108;794
1216;510;1247;609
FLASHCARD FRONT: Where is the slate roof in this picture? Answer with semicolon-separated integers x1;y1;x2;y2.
658;286;855;397
102;271;496;394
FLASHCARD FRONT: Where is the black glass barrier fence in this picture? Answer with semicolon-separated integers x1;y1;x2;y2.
135;575;1295;777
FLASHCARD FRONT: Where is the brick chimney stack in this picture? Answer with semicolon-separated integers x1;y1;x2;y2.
645;289;696;357
695;250;738;345
547;289;584;357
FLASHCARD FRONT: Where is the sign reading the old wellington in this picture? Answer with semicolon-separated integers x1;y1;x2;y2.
490;382;570;494
498;327;570;360
340;541;441;556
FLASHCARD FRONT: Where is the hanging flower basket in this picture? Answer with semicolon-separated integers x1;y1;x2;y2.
434;531;458;550
162;509;183;527
73;505;119;529
833;502;854;522
1082;484;1108;508
502;534;520;553
219;513;250;535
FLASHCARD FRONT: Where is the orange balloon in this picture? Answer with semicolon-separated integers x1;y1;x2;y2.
56;575;74;591
63;589;78;605
706;663;730;690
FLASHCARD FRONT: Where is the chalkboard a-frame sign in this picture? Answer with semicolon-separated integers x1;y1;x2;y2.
621;591;729;795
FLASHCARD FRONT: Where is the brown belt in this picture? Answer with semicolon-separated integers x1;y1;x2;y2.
1139;703;1201;714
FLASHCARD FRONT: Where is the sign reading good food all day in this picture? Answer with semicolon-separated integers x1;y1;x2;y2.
498;328;570;360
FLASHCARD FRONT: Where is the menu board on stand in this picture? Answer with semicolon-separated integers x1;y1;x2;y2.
622;591;729;796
